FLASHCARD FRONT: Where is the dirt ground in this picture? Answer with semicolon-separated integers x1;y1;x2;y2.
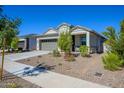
0;70;40;88
17;53;124;88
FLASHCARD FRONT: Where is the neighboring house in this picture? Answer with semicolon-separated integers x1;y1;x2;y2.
18;34;37;51
36;23;106;53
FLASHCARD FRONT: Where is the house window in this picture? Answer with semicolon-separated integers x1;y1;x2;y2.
80;34;86;45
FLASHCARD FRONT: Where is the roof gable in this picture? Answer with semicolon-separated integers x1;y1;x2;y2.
56;22;70;30
44;28;58;35
71;26;92;32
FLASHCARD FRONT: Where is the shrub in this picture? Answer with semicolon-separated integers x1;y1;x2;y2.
6;82;21;88
79;45;89;57
102;52;124;71
53;49;61;57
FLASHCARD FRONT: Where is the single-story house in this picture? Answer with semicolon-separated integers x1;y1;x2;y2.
36;23;106;53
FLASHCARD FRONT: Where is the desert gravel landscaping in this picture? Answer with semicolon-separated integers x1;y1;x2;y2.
16;53;124;88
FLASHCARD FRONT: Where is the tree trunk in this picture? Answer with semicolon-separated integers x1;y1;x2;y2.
0;38;5;81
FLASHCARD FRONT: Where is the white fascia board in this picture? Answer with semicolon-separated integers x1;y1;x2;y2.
37;36;59;40
71;29;87;35
19;38;26;41
71;32;87;35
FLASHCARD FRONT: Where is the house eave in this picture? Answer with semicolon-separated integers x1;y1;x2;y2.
37;36;59;40
71;25;106;39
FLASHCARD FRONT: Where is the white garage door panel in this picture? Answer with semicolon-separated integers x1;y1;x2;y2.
40;39;57;51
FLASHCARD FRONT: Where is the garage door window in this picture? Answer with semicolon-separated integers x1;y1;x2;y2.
41;39;57;42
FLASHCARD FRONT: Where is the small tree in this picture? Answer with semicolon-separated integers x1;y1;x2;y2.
102;26;117;50
0;16;21;80
11;37;19;50
57;31;73;61
58;32;72;54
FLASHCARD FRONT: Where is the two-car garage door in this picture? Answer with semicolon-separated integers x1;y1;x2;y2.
40;39;57;51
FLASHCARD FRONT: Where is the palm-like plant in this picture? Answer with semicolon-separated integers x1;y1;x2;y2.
102;26;117;47
115;20;124;59
0;16;21;80
102;20;124;71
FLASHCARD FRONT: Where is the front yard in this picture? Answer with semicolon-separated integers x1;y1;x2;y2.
16;53;124;88
0;70;40;88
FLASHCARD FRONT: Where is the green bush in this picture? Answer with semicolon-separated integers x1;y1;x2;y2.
79;45;89;57
53;49;61;57
102;52;124;71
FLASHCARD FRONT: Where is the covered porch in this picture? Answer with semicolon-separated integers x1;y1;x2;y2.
71;30;90;52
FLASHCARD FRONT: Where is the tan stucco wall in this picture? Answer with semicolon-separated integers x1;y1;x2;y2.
90;33;98;47
90;33;103;53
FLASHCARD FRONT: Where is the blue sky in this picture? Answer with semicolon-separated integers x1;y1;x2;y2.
3;5;124;36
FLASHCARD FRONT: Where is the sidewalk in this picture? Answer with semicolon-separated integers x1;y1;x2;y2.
2;51;109;88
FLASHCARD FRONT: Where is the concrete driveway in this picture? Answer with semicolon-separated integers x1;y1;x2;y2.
5;50;50;61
